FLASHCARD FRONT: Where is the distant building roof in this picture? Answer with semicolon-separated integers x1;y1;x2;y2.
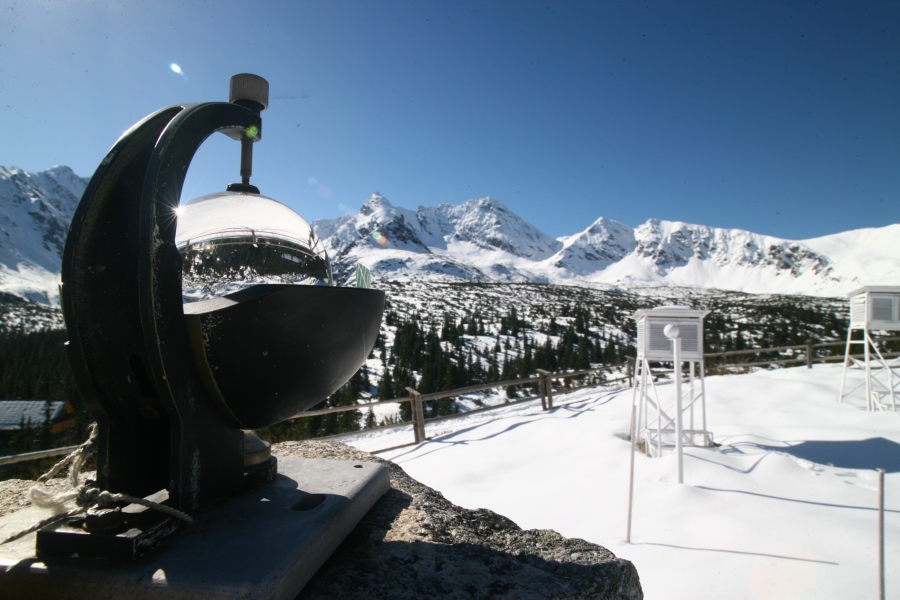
0;401;67;431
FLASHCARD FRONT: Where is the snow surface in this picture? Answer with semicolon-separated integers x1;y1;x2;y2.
341;364;899;599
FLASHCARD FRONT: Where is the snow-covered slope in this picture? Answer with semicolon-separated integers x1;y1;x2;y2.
566;218;843;296
0;166;87;305
315;192;895;297
802;225;900;291
2;166;896;304
365;364;900;600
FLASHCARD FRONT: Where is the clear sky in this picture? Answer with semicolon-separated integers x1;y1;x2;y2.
2;0;898;240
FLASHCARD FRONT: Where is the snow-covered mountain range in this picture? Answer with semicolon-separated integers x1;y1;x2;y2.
315;192;898;297
1;165;897;306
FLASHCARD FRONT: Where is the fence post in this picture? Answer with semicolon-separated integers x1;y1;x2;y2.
537;369;553;410
547;374;553;409
406;387;426;443
806;339;813;369
539;374;547;411
627;357;634;387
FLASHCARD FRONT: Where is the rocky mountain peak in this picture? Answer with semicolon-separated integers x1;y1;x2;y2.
359;192;393;216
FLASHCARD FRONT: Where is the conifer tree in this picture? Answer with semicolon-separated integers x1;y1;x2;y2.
377;369;394;400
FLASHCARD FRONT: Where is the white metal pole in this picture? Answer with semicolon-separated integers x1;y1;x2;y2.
665;324;684;484
700;358;708;446
626;405;637;543
652;360;661;458
689;361;695;441
838;327;853;403
878;468;885;600
865;326;873;411
630;357;641;435
656;371;662;458
637;360;646;453
674;337;684;484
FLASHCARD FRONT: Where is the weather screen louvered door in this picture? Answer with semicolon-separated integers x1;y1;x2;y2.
869;294;900;328
679;322;700;354
643;319;703;361
851;296;867;326
637;320;645;352
648;323;670;353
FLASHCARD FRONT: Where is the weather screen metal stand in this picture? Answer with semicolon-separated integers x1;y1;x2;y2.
0;74;389;599
838;286;900;412
631;307;713;459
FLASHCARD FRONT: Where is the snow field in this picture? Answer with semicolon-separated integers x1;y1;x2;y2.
361;364;900;599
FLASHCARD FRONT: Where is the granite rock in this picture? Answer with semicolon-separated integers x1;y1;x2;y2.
273;441;642;600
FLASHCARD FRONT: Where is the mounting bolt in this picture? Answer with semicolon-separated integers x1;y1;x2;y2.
226;73;267;193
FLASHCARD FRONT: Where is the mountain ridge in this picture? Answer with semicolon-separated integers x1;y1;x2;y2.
1;165;897;305
314;192;895;297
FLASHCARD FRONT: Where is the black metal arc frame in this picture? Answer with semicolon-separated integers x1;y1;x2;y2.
61;102;262;511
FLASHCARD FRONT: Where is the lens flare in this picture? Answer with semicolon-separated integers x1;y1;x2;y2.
169;63;187;80
317;184;332;198
372;231;389;246
338;203;348;212
307;177;317;187
245;125;259;139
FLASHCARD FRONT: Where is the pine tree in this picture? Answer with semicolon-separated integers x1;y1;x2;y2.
377;369;394;400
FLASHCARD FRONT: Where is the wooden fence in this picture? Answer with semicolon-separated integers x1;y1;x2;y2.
289;365;628;446
3;334;899;465
700;335;900;371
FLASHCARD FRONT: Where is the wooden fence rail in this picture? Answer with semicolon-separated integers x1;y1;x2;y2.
286;369;612;422
5;334;899;465
706;352;900;371
703;343;814;359
315;372;631;452
419;377;545;402
705;335;900;371
0;444;81;468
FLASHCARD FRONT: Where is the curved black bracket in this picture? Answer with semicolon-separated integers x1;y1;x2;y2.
61;102;262;511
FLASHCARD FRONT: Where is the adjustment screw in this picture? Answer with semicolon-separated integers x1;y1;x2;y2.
230;73;269;112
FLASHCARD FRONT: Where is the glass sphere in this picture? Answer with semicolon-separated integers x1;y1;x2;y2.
175;191;333;303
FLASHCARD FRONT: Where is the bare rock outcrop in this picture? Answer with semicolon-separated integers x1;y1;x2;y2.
274;441;642;600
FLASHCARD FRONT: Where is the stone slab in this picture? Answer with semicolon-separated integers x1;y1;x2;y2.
0;457;390;600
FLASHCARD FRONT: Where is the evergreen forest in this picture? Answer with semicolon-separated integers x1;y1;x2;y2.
0;282;862;475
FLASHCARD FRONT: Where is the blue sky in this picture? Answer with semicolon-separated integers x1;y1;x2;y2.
2;0;898;240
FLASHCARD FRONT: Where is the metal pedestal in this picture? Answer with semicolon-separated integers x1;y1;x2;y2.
0;458;389;600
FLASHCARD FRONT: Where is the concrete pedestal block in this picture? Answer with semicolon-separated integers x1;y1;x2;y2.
0;457;389;599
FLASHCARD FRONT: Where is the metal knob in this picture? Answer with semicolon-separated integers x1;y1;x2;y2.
230;73;269;112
